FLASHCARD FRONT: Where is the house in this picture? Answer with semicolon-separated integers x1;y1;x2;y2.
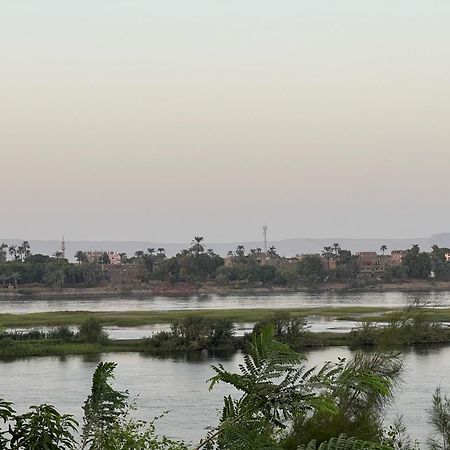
86;251;122;265
389;250;407;266
355;252;386;278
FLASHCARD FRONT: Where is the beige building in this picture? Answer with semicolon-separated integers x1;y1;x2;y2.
86;251;122;265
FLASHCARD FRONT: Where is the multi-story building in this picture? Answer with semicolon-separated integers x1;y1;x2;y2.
389;250;407;265
85;251;122;265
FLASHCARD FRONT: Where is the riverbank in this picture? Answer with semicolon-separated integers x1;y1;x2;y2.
3;279;450;298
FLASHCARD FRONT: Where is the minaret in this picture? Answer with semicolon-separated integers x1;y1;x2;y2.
263;225;268;253
61;236;66;259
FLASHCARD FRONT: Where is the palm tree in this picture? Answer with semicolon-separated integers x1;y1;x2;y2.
75;250;87;264
235;245;245;259
17;240;31;261
146;248;155;256
8;245;18;260
134;250;144;259
192;236;205;256
267;246;278;257
157;248;166;257
380;245;387;255
53;251;63;259
333;243;341;255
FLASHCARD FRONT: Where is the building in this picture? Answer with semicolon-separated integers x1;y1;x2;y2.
390;250;407;265
86;251;122;265
355;252;385;278
445;252;450;262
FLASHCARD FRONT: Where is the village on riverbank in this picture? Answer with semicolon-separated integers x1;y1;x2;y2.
1;236;450;296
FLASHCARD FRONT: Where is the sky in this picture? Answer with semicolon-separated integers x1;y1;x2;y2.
1;0;450;242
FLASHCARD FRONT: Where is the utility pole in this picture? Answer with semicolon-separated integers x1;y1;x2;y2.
61;235;66;259
263;225;268;253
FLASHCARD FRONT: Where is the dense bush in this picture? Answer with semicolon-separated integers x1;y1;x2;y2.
144;316;235;352
77;319;108;344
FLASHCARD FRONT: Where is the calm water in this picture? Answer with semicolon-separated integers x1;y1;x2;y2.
0;347;448;445
0;291;450;313
7;318;376;339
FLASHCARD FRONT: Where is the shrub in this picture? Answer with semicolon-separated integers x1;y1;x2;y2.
77;319;108;344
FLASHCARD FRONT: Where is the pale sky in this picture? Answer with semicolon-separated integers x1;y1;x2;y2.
1;1;450;242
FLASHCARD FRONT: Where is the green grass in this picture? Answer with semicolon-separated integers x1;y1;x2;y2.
0;307;397;329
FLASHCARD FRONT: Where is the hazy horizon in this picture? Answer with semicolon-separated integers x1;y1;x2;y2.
2;0;450;242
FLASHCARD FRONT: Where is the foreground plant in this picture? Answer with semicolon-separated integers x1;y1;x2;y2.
196;325;401;450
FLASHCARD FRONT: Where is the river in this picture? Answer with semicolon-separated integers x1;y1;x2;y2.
0;346;448;446
1;291;450;445
0;290;450;313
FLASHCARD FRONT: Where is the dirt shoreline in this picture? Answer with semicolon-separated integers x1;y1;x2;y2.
1;279;450;299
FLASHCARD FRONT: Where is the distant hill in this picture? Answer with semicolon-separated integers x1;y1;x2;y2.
1;233;450;261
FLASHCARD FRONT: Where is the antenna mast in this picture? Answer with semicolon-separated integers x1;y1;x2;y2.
263;225;268;253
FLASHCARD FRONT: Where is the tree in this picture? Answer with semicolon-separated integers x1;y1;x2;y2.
298;255;324;284
235;245;246;259
428;386;450;450
43;262;66;290
8;245;18;261
431;246;450;281
53;251;64;259
380;245;387;256
157;248;166;257
118;252;128;264
0;243;8;262
267;246;278;257
78;318;108;344
81;362;128;449
17;241;31;262
10;272;20;289
75;251;88;264
192;237;205;257
200;325;400;450
11;404;78;450
402;245;432;279
333;243;341;255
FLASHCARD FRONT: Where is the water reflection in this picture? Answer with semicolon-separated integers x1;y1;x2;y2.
0;291;449;314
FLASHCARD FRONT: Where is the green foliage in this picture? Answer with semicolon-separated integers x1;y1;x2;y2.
204;325;339;449
81;362;128;449
300;434;393;450
11;404;78;450
298;255;325;284
284;352;402;448
431;246;450;281
428;387;450;450
349;301;450;348
402;245;431;279
144;316;235;352
77;319;108;344
251;312;318;348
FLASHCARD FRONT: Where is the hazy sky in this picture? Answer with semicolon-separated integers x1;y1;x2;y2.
1;1;450;242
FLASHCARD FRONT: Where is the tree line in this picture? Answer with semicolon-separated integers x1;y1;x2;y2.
2;239;450;290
